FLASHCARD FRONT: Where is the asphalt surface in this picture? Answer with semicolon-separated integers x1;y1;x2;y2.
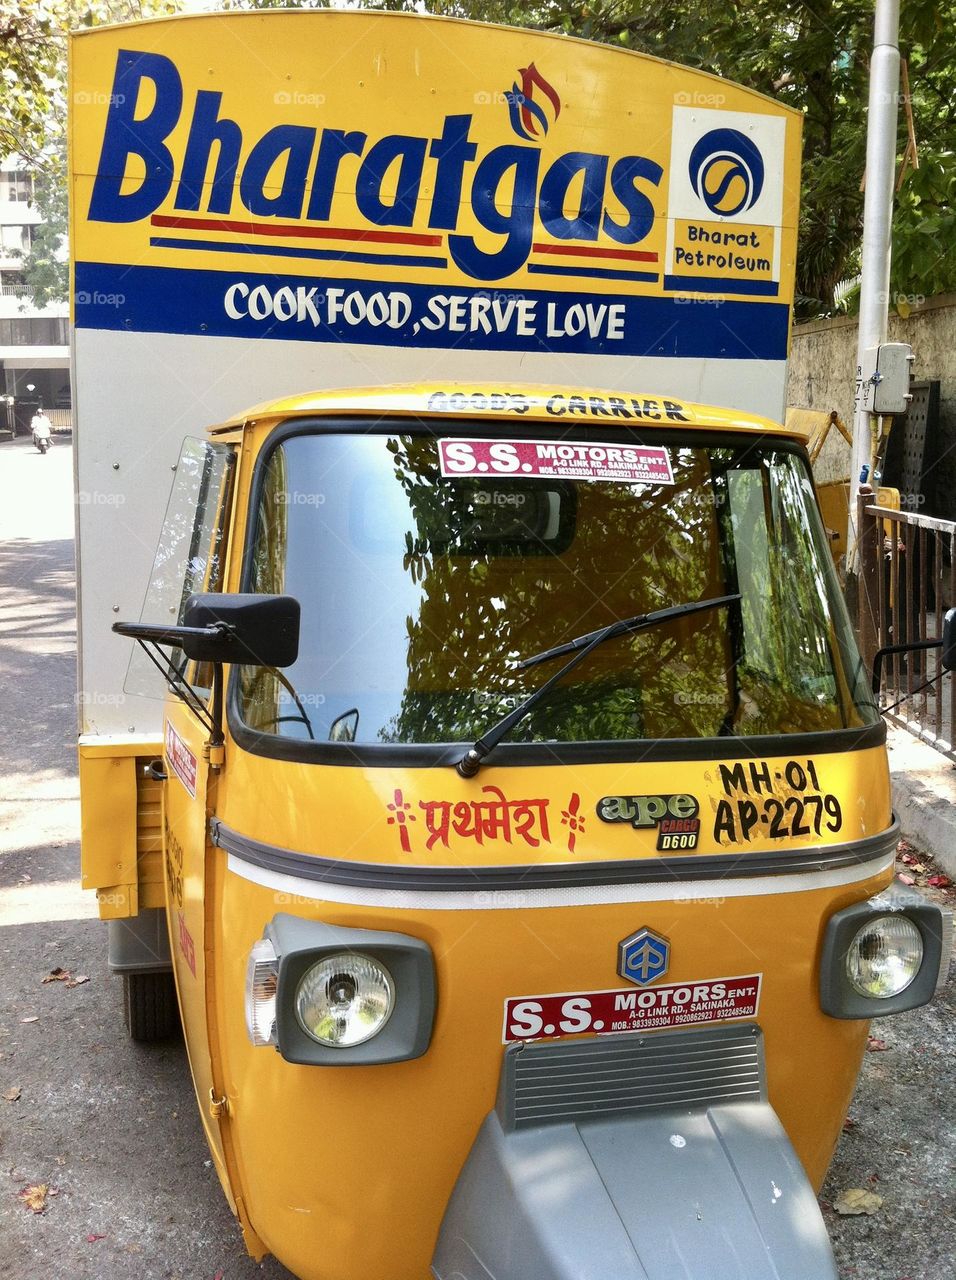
0;434;953;1279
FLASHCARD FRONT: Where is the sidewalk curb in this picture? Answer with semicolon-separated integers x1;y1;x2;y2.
888;726;956;879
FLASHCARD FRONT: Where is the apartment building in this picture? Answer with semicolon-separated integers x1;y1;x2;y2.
0;158;70;436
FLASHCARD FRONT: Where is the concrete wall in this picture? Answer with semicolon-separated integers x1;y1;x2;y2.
787;293;956;494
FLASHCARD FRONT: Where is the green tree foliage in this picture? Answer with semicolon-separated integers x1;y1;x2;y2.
0;1;177;304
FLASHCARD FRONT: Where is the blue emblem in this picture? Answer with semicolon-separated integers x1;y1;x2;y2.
618;927;670;986
688;127;765;217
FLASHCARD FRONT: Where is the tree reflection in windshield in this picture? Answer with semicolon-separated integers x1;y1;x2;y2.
239;427;877;746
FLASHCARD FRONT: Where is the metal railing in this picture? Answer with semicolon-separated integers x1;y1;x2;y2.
858;493;956;758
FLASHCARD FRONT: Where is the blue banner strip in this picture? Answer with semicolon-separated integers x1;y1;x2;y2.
75;261;789;361
527;263;660;284
663;274;780;297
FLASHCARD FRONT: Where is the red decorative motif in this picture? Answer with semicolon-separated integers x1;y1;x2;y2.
386;788;416;854
560;792;585;855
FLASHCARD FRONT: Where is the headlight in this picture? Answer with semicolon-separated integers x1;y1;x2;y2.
295;952;395;1048
245;937;279;1046
846;914;923;998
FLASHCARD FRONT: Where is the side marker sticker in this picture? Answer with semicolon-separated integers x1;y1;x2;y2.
165;721;197;798
503;973;761;1043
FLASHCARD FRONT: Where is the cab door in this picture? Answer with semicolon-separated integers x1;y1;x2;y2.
136;438;237;1188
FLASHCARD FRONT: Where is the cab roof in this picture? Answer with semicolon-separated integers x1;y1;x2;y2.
213;383;800;439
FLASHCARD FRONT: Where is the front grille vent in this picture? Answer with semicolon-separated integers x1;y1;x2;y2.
499;1024;764;1131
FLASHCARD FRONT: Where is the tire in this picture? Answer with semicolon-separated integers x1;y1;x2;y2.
122;971;180;1042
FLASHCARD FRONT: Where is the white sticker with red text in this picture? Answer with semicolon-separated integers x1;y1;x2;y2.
502;973;761;1044
439;438;674;485
165;721;198;798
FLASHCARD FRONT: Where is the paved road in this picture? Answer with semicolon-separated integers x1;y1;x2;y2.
0;435;952;1278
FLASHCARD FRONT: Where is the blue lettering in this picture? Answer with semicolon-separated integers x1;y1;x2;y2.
449;145;539;281
306;130;366;222
239;125;316;218
88;50;182;223
427;115;477;230
540;152;608;240
356;135;427;226
174;91;242;214
602;156;662;244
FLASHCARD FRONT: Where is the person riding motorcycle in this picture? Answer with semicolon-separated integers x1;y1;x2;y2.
31;409;52;453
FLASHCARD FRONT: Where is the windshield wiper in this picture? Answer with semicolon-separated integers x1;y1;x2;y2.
455;593;740;777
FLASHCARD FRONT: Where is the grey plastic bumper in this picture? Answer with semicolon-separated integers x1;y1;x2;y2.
107;909;172;975
432;1025;837;1280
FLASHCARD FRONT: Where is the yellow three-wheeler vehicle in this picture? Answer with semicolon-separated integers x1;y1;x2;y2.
89;382;948;1280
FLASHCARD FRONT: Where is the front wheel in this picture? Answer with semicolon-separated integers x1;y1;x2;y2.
123;971;180;1042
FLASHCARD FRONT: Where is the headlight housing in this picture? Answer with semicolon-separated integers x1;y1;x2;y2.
820;883;947;1019
244;915;435;1066
845;914;923;998
295;952;395;1047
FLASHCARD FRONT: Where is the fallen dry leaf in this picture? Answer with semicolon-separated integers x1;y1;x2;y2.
66;975;90;989
867;1036;889;1052
4;1086;21;1103
927;874;952;888
42;968;71;985
18;1184;52;1214
898;873;915;886
899;851;917;865
842;1116;856;1132
833;1187;883;1216
913;862;926;873
86;1233;106;1243
20;1016;39;1025
897;838;914;855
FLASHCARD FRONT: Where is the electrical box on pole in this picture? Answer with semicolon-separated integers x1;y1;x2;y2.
859;342;915;416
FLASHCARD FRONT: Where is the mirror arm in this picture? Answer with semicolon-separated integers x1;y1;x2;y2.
871;638;941;695
210;663;225;749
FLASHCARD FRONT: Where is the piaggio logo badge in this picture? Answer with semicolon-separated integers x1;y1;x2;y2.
689;127;765;217
618;927;670;986
506;63;561;140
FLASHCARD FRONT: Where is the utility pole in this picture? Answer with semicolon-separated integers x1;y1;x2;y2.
847;0;901;571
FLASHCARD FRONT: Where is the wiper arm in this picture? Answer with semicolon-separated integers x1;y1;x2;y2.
455;593;740;778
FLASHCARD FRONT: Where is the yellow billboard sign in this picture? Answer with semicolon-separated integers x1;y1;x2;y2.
70;11;800;368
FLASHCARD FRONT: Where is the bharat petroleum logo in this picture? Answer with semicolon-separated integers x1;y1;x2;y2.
506;63;561;140
689;127;764;217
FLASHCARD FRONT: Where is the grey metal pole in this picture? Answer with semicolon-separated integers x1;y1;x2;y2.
847;0;901;570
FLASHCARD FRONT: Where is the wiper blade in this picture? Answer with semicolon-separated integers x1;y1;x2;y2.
518;593;741;670
455;593;740;777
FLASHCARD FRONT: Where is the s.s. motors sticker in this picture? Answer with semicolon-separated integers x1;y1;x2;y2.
439;437;674;485
502;973;761;1043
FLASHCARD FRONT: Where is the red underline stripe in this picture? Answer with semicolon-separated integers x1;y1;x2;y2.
150;214;443;248
531;242;659;263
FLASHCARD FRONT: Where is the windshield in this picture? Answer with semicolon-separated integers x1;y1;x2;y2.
237;424;877;749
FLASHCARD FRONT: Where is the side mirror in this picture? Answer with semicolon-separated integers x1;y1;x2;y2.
114;594;300;669
180;594;300;667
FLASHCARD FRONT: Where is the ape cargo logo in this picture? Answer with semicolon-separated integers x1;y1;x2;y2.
86;49;663;283
506;63;560;141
